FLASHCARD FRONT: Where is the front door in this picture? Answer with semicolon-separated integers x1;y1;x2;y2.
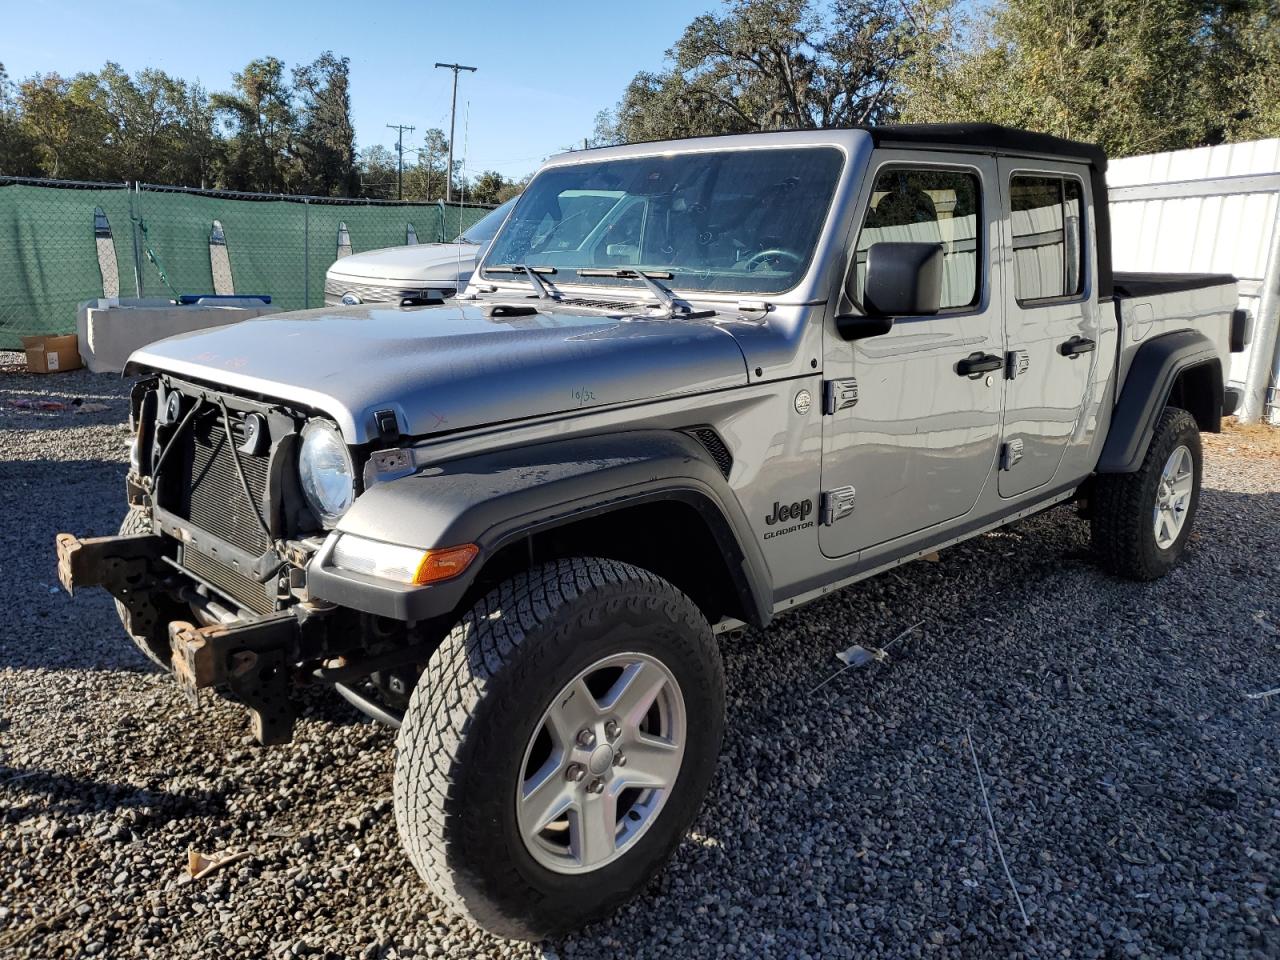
820;153;1003;559
996;160;1100;498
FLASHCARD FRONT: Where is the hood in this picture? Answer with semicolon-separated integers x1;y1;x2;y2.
326;242;478;283
128;303;749;442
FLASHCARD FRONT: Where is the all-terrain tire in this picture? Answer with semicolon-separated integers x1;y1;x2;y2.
115;508;171;669
393;557;725;941
1092;406;1202;581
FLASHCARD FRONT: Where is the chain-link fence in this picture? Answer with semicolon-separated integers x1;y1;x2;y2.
0;177;493;349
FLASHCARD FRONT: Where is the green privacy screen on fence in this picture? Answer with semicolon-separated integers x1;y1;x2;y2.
0;177;493;349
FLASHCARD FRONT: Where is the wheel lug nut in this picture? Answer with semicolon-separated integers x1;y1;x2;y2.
613;751;626;767
577;729;596;748
604;720;620;740
566;763;586;783
587;778;605;795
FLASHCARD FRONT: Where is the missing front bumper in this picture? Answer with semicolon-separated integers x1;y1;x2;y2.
55;529;323;745
168;615;305;745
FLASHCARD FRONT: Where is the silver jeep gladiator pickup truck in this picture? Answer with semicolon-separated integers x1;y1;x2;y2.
56;124;1251;940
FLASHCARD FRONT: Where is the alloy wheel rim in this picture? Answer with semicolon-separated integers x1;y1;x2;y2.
1153;444;1194;550
515;652;686;875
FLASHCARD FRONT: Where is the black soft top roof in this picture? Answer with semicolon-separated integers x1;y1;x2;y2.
865;123;1108;172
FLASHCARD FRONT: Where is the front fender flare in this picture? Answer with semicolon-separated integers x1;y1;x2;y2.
306;430;772;626
1097;330;1222;474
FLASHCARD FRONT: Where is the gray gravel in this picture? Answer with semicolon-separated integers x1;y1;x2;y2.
2;352;1277;959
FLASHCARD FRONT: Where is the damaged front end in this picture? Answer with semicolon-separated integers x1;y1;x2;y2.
55;375;438;745
56;528;332;744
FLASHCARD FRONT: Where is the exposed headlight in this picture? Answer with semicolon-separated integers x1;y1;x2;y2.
330;534;478;585
299;420;355;526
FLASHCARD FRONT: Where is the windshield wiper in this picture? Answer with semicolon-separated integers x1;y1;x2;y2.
486;264;558;300
576;268;685;317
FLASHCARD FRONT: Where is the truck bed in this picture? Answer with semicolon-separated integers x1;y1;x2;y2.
1111;272;1237;398
1113;272;1236;298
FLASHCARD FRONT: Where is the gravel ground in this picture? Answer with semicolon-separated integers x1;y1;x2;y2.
1;353;1277;959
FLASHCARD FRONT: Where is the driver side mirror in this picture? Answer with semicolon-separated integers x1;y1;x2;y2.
836;242;944;341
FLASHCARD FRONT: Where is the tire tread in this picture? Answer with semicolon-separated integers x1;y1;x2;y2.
393;557;722;940
1092;406;1201;581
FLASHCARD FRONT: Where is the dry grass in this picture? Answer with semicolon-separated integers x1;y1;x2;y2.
1205;417;1280;459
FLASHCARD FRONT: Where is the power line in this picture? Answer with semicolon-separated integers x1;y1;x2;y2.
433;62;477;202
386;123;415;200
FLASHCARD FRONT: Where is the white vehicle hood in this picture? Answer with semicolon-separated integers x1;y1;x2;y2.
326;242;479;283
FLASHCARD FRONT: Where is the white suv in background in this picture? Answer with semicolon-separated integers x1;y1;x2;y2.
323;198;515;306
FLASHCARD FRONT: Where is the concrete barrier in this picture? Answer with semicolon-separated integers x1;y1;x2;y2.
76;298;279;373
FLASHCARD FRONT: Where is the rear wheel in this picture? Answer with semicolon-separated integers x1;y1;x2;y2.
1092;406;1202;580
393;557;725;940
115;508;171;669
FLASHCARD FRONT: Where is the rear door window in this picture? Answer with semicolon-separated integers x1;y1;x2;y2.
1010;175;1084;303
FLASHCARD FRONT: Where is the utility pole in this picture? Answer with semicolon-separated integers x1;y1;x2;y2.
434;62;476;202
386;123;415;200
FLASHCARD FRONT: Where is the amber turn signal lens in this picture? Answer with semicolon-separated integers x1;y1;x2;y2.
412;543;480;585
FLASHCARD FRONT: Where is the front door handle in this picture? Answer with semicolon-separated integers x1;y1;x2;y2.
1059;336;1096;357
955;352;1004;377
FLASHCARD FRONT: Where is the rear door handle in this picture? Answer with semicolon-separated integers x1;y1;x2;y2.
1059;336;1096;357
955;352;1004;377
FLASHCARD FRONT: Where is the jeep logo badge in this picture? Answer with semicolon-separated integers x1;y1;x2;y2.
766;499;813;525
764;498;814;539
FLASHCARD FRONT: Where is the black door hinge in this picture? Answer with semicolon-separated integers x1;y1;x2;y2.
1005;350;1029;380
823;378;859;414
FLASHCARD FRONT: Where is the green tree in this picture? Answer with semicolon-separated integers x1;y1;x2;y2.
292;52;357;196
0;63;39;175
357;144;399;199
597;0;941;143
211;57;297;192
1227;4;1280;141
495;175;528;204
90;63;213;184
898;0;1280;155
15;71;114;179
467;169;507;205
402;127;450;200
171;80;219;189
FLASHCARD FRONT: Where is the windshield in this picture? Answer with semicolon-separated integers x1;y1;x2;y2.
482;146;844;295
455;196;518;245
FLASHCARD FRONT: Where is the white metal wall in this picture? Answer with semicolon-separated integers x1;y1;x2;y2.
1107;139;1280;422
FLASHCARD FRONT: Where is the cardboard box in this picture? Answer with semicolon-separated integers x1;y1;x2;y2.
20;334;83;374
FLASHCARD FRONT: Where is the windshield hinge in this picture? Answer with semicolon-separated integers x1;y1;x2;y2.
373;409;401;446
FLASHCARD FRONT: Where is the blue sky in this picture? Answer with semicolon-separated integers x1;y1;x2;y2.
4;0;720;181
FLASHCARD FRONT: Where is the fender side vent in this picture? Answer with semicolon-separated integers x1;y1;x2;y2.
683;427;733;479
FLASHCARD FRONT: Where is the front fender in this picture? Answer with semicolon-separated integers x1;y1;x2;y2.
306;430;771;625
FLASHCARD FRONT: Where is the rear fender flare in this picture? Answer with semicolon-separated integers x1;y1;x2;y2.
1098;330;1222;474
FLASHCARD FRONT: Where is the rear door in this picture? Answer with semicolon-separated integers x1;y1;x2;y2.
819;153;1003;558
997;161;1101;497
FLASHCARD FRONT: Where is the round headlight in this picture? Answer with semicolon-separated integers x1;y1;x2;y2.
299;420;355;526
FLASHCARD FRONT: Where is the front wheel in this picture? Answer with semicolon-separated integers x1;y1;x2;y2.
393;558;725;940
1091;406;1202;580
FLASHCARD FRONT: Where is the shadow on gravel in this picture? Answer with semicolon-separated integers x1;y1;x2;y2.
539;485;1280;957
0;765;227;825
